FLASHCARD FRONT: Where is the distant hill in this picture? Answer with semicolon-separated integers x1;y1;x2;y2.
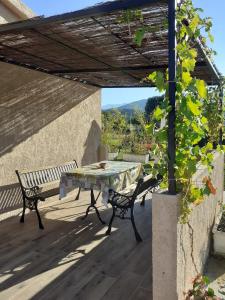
102;104;123;110
102;99;147;116
118;99;147;111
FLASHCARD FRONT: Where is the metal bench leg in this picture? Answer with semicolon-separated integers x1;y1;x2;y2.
106;207;116;235
93;206;106;225
130;208;142;242
140;194;146;206
82;205;92;220
75;187;81;200
20;198;26;223
34;200;44;230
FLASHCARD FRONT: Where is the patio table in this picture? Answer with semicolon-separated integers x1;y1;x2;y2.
59;161;143;224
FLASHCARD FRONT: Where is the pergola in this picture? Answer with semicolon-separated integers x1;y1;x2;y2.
0;0;222;193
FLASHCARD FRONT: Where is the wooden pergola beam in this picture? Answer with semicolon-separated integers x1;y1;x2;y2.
50;62;207;74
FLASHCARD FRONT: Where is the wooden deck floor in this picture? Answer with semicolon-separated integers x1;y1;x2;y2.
0;190;152;300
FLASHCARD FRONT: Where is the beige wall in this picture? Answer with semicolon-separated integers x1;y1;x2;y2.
0;61;101;212
0;1;102;214
0;0;35;24
0;2;19;23
177;152;224;299
152;193;178;300
152;152;224;300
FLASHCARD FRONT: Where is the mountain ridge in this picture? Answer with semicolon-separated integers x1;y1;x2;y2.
102;99;147;113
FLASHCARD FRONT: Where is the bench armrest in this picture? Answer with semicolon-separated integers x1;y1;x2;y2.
23;185;41;198
108;189;131;201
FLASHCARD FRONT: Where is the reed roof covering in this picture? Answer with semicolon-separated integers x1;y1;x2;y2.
0;0;221;87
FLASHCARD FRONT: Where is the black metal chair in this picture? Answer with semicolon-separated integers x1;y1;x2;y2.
106;174;162;242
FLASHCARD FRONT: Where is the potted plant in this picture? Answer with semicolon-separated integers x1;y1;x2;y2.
122;135;150;163
101;132;119;161
123;143;149;163
185;275;218;299
108;143;119;160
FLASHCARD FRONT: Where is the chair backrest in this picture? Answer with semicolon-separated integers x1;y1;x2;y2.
132;174;163;202
16;160;78;189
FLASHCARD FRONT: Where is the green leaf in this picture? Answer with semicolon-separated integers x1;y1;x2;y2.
153;107;164;121
207;287;215;297
182;72;192;87
182;58;196;72
187;99;201;116
155;72;166;92
196;80;207;98
192;146;200;156
190;186;202;201
147;72;157;82
156;129;167;142
206;142;213;151
189;48;198;59
196;7;204;13
208;32;214;43
203;185;211;196
145;123;154;135
187;160;197;174
192;136;202;145
191;122;203;134
134;28;146;46
201;116;208;125
147;72;165;92
203;276;210;285
189;16;200;32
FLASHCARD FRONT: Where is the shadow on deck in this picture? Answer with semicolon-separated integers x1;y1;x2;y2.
205;256;225;299
0;190;152;300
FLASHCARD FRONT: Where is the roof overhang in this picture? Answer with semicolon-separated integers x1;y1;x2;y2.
0;0;221;88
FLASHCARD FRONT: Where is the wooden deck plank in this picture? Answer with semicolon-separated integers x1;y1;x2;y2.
130;287;152;300
100;271;143;300
0;192;152;300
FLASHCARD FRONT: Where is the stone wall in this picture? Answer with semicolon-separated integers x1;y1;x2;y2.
152;152;224;300
0;61;101;212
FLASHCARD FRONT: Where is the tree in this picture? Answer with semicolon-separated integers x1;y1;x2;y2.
131;109;147;141
145;95;164;121
132;109;145;127
102;109;128;134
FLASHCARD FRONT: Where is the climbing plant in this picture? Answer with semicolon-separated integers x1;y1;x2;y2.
119;0;224;222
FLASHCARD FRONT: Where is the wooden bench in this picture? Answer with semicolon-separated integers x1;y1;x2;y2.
106;174;162;242
16;160;80;229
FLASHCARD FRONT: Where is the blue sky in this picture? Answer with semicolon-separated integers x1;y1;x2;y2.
23;0;225;106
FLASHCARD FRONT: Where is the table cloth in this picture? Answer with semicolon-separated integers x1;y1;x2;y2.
59;161;143;206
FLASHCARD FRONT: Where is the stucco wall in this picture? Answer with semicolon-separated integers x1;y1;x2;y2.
0;0;35;24
152;193;178;300
0;61;101;212
0;1;19;23
177;151;224;299
152;152;224;300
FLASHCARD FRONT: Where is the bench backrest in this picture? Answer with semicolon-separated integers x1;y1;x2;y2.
132;174;163;202
16;160;78;189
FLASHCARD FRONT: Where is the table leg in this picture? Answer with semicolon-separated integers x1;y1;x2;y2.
82;189;105;225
